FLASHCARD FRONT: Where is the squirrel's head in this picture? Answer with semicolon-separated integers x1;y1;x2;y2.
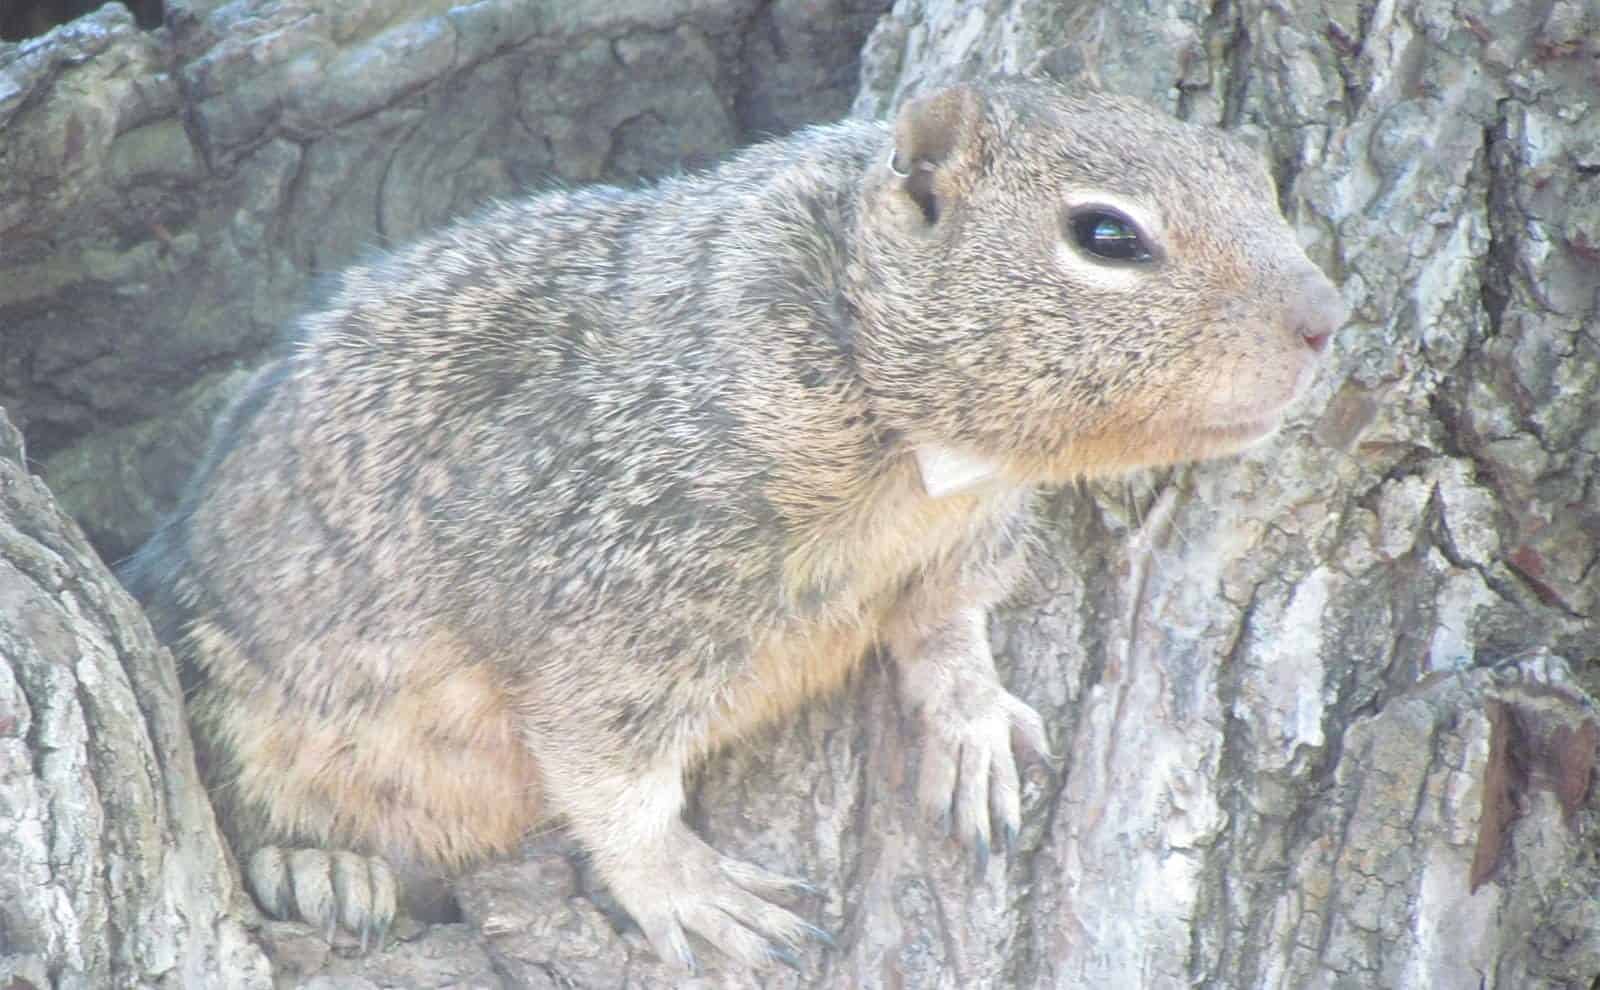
852;80;1347;491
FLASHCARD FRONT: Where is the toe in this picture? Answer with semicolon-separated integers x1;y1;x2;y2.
679;899;779;970
330;852;369;935
954;737;992;860
768;942;804;971
664;928;700;974
990;736;1022;848
367;857;398;942
331;850;397;945
288;849;338;934
721;883;815;950
917;733;960;828
1005;694;1052;760
718;855;812;899
246;847;293;920
632;904;698;973
693;877;818;969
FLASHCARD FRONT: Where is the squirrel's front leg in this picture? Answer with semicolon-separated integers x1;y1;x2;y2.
885;605;1052;862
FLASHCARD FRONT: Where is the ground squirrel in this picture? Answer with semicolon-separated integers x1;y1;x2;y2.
123;78;1346;969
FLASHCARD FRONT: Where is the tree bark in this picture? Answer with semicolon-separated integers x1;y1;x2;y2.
2;0;1597;987
0;409;270;988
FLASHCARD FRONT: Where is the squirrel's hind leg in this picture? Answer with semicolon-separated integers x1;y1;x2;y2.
542;755;828;972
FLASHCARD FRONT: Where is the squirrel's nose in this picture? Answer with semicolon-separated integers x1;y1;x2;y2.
1290;271;1347;354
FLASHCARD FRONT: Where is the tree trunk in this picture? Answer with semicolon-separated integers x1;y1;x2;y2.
2;0;1596;987
0;409;270;988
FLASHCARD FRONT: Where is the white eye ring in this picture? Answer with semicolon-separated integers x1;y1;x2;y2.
887;148;910;178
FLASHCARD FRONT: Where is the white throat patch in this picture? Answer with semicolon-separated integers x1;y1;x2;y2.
914;445;1002;498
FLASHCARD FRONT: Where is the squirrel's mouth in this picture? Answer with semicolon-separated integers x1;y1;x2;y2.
1193;416;1283;445
1147;400;1294;462
1184;417;1284;458
1181;363;1315;454
1035;411;1288;480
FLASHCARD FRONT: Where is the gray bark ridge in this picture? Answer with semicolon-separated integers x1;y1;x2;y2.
0;407;270;989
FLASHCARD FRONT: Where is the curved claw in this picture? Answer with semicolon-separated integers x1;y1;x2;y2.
768;944;804;972
803;922;837;950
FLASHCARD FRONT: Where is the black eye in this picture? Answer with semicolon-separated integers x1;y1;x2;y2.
1068;208;1153;262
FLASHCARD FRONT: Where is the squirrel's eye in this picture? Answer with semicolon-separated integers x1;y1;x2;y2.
1068;209;1153;263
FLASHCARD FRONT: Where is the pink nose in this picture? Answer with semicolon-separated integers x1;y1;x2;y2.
1289;272;1347;353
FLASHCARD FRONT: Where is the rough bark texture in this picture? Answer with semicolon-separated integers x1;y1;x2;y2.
0;408;270;988
2;0;1598;988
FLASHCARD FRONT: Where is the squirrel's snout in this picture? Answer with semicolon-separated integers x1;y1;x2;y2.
1289;272;1347;354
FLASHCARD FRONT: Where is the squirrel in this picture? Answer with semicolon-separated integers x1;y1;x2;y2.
122;78;1346;970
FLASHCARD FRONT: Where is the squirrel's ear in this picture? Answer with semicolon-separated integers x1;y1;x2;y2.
889;85;989;226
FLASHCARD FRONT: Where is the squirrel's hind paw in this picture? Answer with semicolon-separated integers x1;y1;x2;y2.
605;825;829;972
246;846;398;951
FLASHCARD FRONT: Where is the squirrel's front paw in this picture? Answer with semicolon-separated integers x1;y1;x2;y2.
910;676;1051;866
246;846;397;949
603;823;830;973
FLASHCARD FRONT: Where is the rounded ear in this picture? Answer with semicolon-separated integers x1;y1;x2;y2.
889;85;990;226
